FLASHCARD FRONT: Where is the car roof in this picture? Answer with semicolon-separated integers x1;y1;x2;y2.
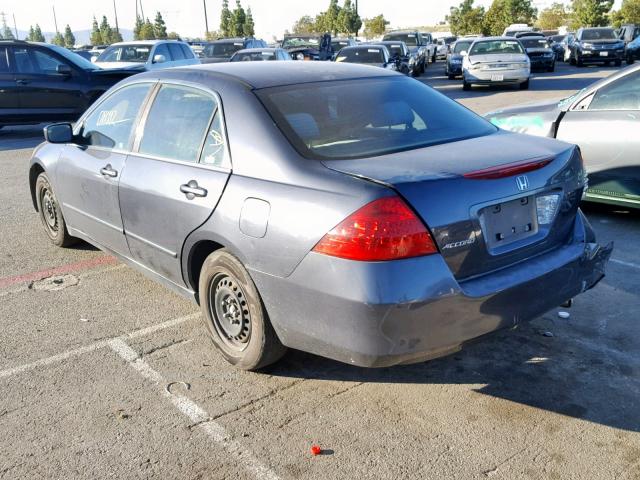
209;37;251;43
384;30;419;35
144;62;398;89
109;40;173;46
234;48;280;53
472;36;520;42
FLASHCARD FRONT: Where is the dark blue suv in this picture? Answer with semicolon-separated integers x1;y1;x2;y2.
201;37;268;64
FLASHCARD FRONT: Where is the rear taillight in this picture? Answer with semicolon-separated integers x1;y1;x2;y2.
312;196;438;261
463;157;552;179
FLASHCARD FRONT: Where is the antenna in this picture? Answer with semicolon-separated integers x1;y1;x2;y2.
52;5;59;34
203;0;209;37
113;0;119;33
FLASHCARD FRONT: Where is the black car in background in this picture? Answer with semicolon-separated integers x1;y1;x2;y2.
569;28;625;66
282;34;333;61
445;38;473;79
520;36;556;71
548;34;566;60
369;41;412;75
201;37;267;64
626;35;640;64
0;40;135;128
331;37;357;59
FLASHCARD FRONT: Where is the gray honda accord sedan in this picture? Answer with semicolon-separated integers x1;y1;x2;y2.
29;62;612;370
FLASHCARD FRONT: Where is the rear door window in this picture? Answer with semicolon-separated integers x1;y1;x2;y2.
154;43;171;62
589;70;640;111
179;44;194;59
81;83;152;150
168;43;185;60
0;47;9;72
138;84;216;163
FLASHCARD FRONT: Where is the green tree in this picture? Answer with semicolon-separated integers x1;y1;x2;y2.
231;0;246;37
133;16;144;40
292;15;317;33
448;0;486;35
243;7;255;36
337;0;362;35
99;15;113;45
205;30;219;40
167;31;180;39
536;2;570;30
220;0;232;37
363;14;389;38
140;18;156;40
1;16;14;39
484;0;537;36
33;24;45;42
51;32;65;46
570;0;614;28
610;0;640;26
154;11;168;39
90;17;102;45
110;29;123;43
63;24;75;48
27;26;35;41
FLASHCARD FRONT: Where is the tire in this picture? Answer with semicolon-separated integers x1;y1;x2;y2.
420;60;426;73
627;54;634;65
569;54;576;65
432;52;437;63
547;62;555;72
615;59;622;67
35;173;77;247
576;55;583;67
448;74;456;80
519;79;530;90
199;249;287;371
462;79;471;91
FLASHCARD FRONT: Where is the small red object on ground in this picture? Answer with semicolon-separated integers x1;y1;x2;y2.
310;445;322;456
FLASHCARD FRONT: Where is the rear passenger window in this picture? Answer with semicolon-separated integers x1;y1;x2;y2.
588;70;640;111
154;43;170;62
139;85;216;163
201;110;230;168
168;43;185;60
180;44;194;59
82;83;151;149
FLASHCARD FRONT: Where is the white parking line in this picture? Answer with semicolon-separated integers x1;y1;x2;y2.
610;258;640;270
0;312;200;380
108;338;280;480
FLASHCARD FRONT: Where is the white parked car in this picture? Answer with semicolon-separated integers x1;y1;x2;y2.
94;40;200;71
462;37;531;90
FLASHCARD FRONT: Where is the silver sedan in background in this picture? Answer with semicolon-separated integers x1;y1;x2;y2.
463;37;531;90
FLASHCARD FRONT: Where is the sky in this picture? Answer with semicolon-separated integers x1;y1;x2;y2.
0;0;623;41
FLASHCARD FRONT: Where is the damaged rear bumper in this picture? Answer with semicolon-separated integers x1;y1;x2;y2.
252;210;612;368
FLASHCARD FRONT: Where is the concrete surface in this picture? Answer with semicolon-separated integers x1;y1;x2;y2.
1;61;639;480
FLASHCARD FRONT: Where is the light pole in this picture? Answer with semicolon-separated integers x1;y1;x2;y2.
203;0;209;38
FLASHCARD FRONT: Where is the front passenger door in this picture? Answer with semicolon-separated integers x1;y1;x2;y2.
119;83;231;286
56;82;154;255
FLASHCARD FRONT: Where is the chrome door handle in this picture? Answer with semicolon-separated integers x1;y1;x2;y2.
100;164;118;178
16;79;30;85
180;180;207;199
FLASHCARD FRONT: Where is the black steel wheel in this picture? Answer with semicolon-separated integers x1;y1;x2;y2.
199;249;287;370
35;173;77;247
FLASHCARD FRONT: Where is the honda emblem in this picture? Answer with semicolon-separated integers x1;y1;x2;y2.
516;175;530;191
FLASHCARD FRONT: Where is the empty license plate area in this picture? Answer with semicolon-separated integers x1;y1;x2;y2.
481;196;538;250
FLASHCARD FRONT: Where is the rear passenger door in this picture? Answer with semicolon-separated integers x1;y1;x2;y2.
0;46;19;112
557;69;640;202
119;83;231;286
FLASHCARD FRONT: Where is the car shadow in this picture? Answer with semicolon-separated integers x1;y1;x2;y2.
268;315;639;433
0;126;45;151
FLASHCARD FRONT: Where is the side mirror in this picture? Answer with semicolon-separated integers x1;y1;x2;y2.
44;123;73;144
153;54;166;64
461;50;468;56
56;64;72;75
91;55;98;63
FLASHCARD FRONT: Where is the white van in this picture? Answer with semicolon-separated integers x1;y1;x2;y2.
503;24;533;37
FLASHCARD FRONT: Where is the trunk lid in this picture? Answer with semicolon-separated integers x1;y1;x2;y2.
322;131;585;280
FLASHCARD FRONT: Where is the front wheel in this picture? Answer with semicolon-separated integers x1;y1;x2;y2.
35;173;77;247
576;55;583;67
627;54;634;65
462;79;471;91
520;79;530;90
615;59;622;67
199;250;287;371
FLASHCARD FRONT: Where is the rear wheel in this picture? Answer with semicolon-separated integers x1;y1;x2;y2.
615;59;622;67
199;250;287;371
462;79;471;91
519;79;530;90
627;54;635;65
35;173;77;247
547;61;555;72
448;73;456;80
576;55;583;67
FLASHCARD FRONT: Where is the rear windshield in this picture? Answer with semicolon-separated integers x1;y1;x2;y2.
384;33;418;46
470;40;524;55
256;77;496;160
204;42;244;58
231;51;276;61
521;38;550;48
581;29;616;40
97;45;151;63
282;37;319;48
336;48;384;63
453;41;472;53
550;35;565;43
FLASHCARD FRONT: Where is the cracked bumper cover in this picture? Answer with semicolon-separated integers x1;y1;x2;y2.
252;211;612;368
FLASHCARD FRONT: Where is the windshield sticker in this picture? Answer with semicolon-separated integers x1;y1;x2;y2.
489;115;546;134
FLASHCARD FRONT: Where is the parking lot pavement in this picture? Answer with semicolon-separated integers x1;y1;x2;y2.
1;63;639;480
